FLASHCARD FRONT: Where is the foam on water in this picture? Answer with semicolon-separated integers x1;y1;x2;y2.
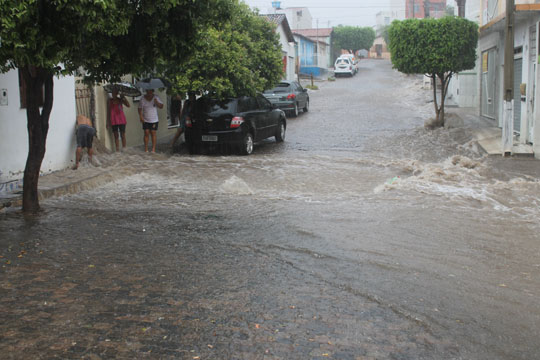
373;154;540;220
220;175;253;195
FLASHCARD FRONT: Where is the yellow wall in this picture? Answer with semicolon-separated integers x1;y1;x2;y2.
94;76;175;152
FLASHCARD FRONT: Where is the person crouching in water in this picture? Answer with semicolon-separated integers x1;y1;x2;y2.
74;115;96;169
108;88;130;152
138;89;163;153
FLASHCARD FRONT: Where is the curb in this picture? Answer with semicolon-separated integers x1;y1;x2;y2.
0;169;130;211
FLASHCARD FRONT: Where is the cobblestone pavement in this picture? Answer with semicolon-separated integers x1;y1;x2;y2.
1;60;540;359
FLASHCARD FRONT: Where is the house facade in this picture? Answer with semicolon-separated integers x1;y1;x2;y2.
261;14;297;82
0;69;77;194
369;36;391;59
293;28;333;70
293;33;329;78
478;0;540;157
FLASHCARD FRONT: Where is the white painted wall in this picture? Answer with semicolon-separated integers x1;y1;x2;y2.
447;0;482;109
276;24;297;81
0;69;76;191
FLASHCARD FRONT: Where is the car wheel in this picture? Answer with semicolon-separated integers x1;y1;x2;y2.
303;99;309;112
240;132;254;155
291;102;298;117
275;119;286;142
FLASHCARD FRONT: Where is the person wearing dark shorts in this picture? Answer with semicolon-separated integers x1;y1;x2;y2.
138;89;163;153
74;115;97;169
112;124;126;134
142;122;158;131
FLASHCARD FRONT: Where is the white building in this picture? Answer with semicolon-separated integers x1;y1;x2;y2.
0;69;77;194
477;0;540;157
262;14;297;81
273;6;313;30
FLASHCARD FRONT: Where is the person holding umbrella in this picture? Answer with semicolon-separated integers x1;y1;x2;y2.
138;89;163;153
108;87;130;152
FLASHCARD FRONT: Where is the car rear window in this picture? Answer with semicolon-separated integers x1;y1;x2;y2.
194;98;237;115
336;58;350;65
264;83;291;93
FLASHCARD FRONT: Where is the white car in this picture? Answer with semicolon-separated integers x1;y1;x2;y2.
339;54;358;74
334;57;355;77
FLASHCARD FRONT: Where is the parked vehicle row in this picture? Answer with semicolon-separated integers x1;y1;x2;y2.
334;54;358;77
185;80;310;155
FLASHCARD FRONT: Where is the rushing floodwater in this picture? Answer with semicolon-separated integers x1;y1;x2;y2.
1;60;539;359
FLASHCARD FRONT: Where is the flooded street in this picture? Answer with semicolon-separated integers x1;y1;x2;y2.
2;60;540;359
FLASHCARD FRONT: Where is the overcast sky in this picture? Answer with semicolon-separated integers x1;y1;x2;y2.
242;0;450;28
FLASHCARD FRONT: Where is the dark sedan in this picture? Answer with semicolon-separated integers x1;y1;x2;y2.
185;95;286;155
263;80;309;117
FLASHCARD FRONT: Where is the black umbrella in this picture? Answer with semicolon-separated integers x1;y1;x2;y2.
103;83;141;97
135;77;172;90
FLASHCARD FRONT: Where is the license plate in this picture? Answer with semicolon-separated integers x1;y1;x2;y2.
202;135;218;142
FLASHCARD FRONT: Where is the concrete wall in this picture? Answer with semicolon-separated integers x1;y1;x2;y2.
0;69;76;192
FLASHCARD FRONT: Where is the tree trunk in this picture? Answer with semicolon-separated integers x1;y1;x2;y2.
438;73;453;128
21;66;54;213
431;74;442;126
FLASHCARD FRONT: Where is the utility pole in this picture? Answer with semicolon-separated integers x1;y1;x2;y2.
502;0;515;155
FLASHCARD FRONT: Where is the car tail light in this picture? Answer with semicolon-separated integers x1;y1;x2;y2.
185;116;192;128
287;93;296;100
230;116;244;129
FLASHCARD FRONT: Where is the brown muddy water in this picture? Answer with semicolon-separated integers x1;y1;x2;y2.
1;60;539;359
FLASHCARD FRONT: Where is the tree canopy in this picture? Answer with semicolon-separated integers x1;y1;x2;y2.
0;0;233;211
332;25;376;56
388;16;478;127
165;4;283;98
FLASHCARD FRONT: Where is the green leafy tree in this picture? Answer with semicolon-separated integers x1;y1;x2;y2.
0;0;231;212
165;3;283;98
388;17;478;127
332;25;376;58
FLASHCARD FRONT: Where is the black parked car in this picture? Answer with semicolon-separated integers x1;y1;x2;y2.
263;80;309;117
185;94;287;155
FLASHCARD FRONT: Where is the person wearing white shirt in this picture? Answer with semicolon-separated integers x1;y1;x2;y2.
138;89;164;153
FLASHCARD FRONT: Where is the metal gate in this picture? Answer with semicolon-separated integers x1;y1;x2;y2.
75;87;92;118
514;57;523;133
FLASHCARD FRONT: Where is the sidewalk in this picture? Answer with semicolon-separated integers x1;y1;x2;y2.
451;107;535;157
0;136;177;211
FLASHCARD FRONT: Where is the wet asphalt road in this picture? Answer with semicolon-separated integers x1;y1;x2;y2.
1;60;540;359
